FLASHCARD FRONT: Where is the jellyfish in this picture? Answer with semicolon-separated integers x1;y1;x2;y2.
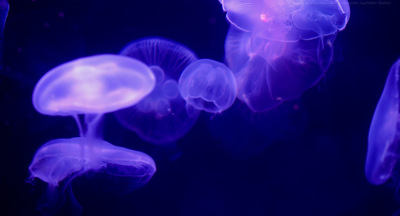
219;0;350;112
365;59;400;185
115;37;200;144
29;54;157;214
178;59;237;114
225;26;335;112
219;0;350;41
0;0;9;69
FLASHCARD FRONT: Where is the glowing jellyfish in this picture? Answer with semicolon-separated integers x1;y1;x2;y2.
115;37;200;144
365;59;400;185
32;54;155;116
178;59;237;113
29;54;157;214
225;26;335;112
219;0;350;41
0;0;9;69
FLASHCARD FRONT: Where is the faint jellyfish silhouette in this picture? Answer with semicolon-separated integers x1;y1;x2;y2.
29;54;157;214
178;59;237;114
219;0;350;41
365;59;400;185
115;37;200;144
225;25;336;112
0;0;9;69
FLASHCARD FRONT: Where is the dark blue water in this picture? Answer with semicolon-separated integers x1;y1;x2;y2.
1;0;400;215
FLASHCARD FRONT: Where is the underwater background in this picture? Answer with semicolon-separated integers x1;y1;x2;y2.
1;0;400;215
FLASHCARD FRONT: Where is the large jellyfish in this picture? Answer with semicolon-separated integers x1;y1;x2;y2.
219;0;350;41
29;54;157;214
220;0;350;112
225;26;336;112
115;37;200;144
0;0;9;69
365;59;400;185
178;59;237;114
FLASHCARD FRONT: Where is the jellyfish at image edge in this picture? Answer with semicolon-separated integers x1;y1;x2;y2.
365;59;400;185
178;59;237;114
29;54;157;214
0;0;9;69
220;0;350;112
219;0;350;42
115;37;200;144
225;26;336;112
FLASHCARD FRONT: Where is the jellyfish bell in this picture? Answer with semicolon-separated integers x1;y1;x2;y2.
366;59;400;185
29;137;156;213
115;37;200;144
32;54;156;117
178;59;237;114
219;0;350;41
29;137;156;189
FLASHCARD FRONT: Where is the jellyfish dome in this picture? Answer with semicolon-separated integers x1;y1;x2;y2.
115;37;200;144
32;54;156;116
29;137;156;213
365;59;400;185
225;26;335;112
178;59;237;113
219;0;350;41
29;137;156;188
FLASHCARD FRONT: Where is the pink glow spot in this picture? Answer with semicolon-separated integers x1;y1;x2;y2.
260;14;270;22
59;12;65;18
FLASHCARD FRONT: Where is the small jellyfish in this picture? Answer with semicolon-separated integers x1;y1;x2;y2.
178;59;237;113
0;0;9;69
29;54;157;214
366;59;400;185
115;37;200;144
219;0;350;41
225;26;335;112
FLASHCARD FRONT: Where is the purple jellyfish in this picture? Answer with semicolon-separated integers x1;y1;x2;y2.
366;59;400;185
29;54;157;214
178;59;237;114
115;37;200;144
219;0;350;41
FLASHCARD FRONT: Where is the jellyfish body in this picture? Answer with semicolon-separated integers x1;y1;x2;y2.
225;26;335;112
115;38;200;144
29;137;156;189
0;0;9;69
220;0;350;41
178;59;237;113
32;54;156;116
220;0;350;112
365;59;400;185
29;54;157;214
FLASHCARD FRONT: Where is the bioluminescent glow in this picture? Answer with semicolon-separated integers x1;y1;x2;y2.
32;54;156;116
178;59;237;114
115;38;200;144
220;0;350;41
0;0;9;69
29;54;157;214
29;137;156;189
219;0;350;112
366;59;400;185
225;26;335;112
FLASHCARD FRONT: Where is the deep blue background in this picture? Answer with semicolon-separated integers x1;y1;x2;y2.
1;0;400;215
